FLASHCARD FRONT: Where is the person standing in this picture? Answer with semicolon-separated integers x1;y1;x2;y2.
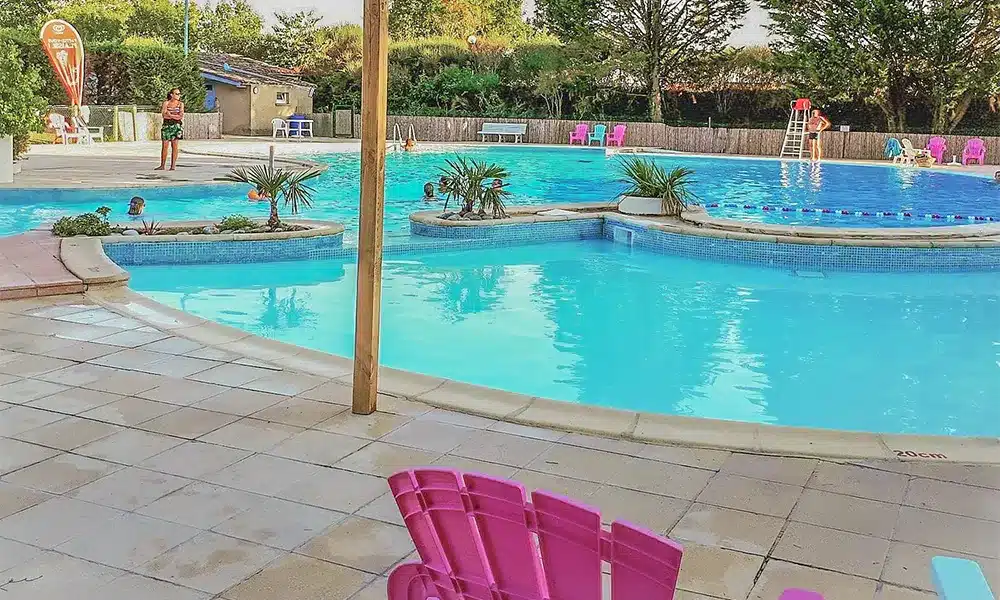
156;88;184;171
807;108;831;161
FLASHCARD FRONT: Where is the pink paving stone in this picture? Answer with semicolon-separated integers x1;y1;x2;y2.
0;233;82;298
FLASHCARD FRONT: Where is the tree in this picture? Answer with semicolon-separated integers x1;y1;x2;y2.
199;0;271;58
303;24;363;75
533;0;601;41
271;9;322;67
389;0;526;39
0;40;45;158
389;0;446;39
128;0;196;47
598;0;750;121
57;0;131;42
919;0;1000;132
0;0;54;29
763;0;1000;132
225;165;323;229
702;46;782;118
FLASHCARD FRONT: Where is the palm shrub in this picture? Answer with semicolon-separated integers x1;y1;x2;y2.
618;157;697;217
225;165;323;229
438;156;511;218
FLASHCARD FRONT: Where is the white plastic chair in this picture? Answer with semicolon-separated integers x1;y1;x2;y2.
48;113;88;145
895;138;926;165
73;116;104;143
272;118;289;138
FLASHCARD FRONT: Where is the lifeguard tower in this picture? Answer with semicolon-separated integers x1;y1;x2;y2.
780;98;812;159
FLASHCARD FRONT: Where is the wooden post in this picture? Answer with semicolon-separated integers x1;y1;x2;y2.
352;0;389;415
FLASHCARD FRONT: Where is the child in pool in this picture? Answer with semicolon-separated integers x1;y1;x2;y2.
423;182;436;201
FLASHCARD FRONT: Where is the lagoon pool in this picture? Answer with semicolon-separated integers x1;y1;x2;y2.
128;239;1000;437
1;146;997;236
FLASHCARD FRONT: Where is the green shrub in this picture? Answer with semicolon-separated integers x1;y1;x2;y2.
52;210;112;237
86;38;206;109
0;39;45;159
218;214;256;230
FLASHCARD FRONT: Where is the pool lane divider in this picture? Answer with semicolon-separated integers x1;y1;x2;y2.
694;203;998;222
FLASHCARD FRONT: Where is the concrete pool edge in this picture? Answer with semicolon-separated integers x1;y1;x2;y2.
83;284;1000;465
410;207;1000;271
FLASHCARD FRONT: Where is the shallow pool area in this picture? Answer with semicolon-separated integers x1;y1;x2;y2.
127;238;1000;437
1;146;997;236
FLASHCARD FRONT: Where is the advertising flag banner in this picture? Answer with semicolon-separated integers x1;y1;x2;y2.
40;19;85;106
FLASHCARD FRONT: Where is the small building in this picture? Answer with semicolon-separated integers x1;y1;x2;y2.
198;52;316;136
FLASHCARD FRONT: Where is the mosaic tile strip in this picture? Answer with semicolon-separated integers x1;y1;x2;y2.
602;218;1000;273
104;233;345;266
414;216;1000;272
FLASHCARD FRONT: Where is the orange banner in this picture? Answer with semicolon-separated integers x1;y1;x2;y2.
40;19;85;106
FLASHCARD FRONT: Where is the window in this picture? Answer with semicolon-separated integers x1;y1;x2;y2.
275;91;289;105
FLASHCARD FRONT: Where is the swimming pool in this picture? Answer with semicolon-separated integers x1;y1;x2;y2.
1;146;996;236
128;239;1000;437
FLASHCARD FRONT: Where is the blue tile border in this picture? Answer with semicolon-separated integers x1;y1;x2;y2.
411;217;1000;273
101;216;1000;272
104;232;345;265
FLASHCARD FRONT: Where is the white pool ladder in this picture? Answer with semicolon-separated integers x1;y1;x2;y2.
389;123;416;151
780;99;811;159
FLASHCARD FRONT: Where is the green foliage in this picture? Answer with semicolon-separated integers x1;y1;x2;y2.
763;0;1000;133
218;214;256;230
51;210;112;237
87;38;206;108
618;158;696;216
389;0;527;40
438;156;510;217
198;0;274;58
224;165;322;228
0;0;53;29
139;219;160;234
0;40;45;159
54;0;197;46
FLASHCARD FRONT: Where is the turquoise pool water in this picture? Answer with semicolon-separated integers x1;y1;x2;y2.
128;239;1000;436
1;147;997;236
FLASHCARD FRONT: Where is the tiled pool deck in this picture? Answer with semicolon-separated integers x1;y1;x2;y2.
0;295;998;600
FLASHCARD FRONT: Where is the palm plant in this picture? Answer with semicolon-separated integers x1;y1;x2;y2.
438;156;511;218
225;165;323;229
618;157;697;216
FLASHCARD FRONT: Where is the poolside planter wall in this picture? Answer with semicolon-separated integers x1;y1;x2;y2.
409;211;1000;273
104;233;345;266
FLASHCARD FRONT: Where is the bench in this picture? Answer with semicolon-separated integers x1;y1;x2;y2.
478;123;527;143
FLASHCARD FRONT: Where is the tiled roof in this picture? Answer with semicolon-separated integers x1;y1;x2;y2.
197;52;315;88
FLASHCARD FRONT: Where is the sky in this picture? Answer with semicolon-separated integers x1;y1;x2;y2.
238;0;772;45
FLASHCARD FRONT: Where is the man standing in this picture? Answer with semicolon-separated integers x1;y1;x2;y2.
807;109;832;161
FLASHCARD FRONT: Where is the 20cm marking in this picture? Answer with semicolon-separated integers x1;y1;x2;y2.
894;450;947;459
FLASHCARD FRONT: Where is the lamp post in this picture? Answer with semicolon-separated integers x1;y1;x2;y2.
183;0;190;54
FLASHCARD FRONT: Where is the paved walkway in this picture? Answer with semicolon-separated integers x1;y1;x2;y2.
3;141;345;189
0;232;82;300
0;294;997;600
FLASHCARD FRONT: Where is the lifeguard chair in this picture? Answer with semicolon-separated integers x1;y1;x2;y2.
780;98;811;159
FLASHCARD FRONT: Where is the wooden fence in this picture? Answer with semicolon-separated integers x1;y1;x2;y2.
307;113;1000;165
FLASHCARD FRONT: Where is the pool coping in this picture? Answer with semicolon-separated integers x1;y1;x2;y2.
410;205;1000;248
59;219;346;286
82;284;1000;465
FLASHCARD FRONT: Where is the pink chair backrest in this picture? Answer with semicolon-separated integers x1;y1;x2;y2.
388;468;684;600
966;138;985;155
611;125;626;139
928;137;946;151
574;124;588;135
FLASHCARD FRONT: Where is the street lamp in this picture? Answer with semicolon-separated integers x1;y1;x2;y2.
183;0;190;55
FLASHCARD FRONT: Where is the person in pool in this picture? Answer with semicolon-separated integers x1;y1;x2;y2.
157;87;184;171
806;108;831;161
127;196;145;216
423;182;436;202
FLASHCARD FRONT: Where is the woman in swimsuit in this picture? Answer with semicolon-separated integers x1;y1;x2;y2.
157;88;184;171
807;109;831;161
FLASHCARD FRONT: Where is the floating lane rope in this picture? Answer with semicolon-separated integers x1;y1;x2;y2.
693;203;998;222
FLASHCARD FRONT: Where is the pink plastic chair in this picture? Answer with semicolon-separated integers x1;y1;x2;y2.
926;137;947;164
963;138;986;165
607;124;627;147
569;123;589;145
387;468;684;600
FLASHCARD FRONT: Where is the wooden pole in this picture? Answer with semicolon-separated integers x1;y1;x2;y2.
352;0;389;415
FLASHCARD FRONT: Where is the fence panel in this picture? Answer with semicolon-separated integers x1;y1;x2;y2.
326;113;1000;164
